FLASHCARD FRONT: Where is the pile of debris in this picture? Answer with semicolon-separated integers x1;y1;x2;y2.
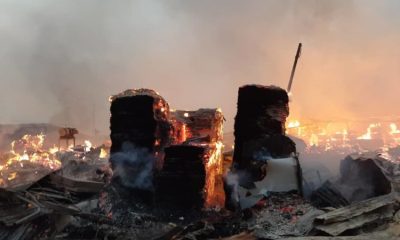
0;145;109;239
2;86;400;240
306;152;400;237
109;89;226;209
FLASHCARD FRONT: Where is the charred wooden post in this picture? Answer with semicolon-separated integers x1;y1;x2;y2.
169;108;226;208
232;85;297;185
155;145;206;208
109;89;172;171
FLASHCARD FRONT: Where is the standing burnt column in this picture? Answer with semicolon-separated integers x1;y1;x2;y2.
233;85;296;183
109;89;172;173
162;108;225;209
155;145;207;208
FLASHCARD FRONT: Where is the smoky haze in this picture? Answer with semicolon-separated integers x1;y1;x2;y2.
1;0;400;135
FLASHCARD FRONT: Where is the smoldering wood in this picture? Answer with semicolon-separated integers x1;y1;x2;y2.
232;85;301;196
169;108;226;208
155;145;206;208
0;162;58;191
110;95;157;152
109;89;172;169
49;160;106;194
171;108;224;144
233;85;291;170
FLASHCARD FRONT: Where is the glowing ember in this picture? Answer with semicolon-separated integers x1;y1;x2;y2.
49;145;60;154
390;123;400;134
309;134;319;147
204;141;225;209
168;108;225;208
99;148;108;158
4;134;61;169
84;140;93;152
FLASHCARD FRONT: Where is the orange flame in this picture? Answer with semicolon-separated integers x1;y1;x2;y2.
0;134;62;187
204;141;225;209
99;148;108;158
287;119;400;151
357;123;379;140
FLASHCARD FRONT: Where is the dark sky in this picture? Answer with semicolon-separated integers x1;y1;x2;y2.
1;0;400;134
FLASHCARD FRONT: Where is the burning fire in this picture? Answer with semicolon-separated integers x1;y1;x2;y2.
3;134;61;170
84;140;93;152
204;141;225;209
0;133;110;188
100;148;108;158
357;123;380;140
0;134;62;187
286;119;400;152
287;120;300;128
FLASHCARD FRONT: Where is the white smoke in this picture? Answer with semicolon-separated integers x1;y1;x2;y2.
111;142;155;190
225;171;240;203
1;0;400;135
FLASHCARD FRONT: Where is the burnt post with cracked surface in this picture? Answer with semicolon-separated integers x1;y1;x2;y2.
232;85;298;186
109;89;172;165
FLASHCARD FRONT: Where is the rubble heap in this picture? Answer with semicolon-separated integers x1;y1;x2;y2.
311;152;392;208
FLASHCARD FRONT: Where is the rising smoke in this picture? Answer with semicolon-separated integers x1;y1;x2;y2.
1;0;400;135
111;142;155;190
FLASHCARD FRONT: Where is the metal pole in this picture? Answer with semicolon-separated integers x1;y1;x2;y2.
287;43;302;93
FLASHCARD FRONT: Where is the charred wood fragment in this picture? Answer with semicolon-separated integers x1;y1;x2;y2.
310;181;350;208
155;145;206;208
109;89;172;169
313;193;396;236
